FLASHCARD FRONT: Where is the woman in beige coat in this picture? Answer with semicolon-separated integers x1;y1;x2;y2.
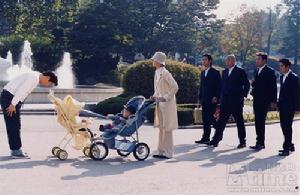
150;52;179;159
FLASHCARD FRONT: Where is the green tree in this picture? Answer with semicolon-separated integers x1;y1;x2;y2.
263;5;284;55
124;0;221;60
220;10;266;64
0;0;81;70
1;0;222;84
261;6;290;55
194;19;224;58
281;0;300;65
67;0;221;84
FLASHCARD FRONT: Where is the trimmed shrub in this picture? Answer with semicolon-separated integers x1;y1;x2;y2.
93;93;135;115
145;105;155;124
122;60;201;104
177;107;194;126
145;105;194;126
177;104;198;109
94;93;195;126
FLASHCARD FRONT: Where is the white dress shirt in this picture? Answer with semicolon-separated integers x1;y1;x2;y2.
228;65;236;76
258;64;266;75
204;67;210;77
4;71;40;106
282;69;291;84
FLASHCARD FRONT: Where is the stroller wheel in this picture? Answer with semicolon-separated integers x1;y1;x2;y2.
57;150;68;160
90;142;108;161
117;150;131;157
52;146;60;156
83;146;91;157
133;143;150;161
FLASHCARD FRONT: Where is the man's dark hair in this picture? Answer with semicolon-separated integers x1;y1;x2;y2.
202;54;213;66
42;71;58;86
279;58;292;67
256;52;268;61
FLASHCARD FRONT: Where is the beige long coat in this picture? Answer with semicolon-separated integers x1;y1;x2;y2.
153;67;179;131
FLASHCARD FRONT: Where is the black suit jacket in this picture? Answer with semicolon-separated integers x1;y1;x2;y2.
279;72;300;111
199;67;222;105
251;65;277;106
220;66;250;109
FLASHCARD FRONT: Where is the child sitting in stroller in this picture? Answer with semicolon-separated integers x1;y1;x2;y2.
99;104;137;133
87;96;153;161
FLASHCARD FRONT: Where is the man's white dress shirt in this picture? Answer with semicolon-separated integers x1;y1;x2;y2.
282;69;291;84
228;65;236;76
258;64;266;75
4;71;40;106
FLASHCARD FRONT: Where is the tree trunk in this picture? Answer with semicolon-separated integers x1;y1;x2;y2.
294;0;300;65
267;9;272;55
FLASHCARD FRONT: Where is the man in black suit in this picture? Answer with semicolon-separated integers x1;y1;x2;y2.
278;58;299;156
208;54;250;148
250;52;277;151
195;54;222;144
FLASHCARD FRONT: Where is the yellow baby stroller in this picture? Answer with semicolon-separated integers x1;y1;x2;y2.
48;91;94;160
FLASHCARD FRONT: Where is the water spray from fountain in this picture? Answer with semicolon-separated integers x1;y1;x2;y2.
19;40;33;69
4;40;33;81
56;52;75;89
0;41;75;89
0;41;121;103
0;56;11;81
6;50;13;66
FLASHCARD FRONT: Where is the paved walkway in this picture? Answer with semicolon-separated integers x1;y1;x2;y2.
0;115;299;195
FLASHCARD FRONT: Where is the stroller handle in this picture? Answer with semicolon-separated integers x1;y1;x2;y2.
145;98;156;104
79;109;108;119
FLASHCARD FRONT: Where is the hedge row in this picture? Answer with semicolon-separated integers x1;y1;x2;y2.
93;93;135;115
145;105;194;126
122;60;201;104
93;94;286;126
93;94;196;126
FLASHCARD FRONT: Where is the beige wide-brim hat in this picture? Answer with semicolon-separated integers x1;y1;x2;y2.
151;51;166;65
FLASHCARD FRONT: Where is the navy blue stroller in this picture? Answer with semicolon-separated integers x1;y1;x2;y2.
81;96;154;161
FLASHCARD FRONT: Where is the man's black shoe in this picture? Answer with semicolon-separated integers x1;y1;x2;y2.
195;139;210;144
207;140;219;147
278;145;295;153
249;145;265;150
278;150;290;156
237;143;246;149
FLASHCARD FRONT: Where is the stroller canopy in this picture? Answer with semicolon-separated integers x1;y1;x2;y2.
124;96;145;113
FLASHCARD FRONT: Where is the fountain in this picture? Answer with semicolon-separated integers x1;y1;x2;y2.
0;55;11;82
6;50;13;65
56;52;75;89
0;41;123;103
19;40;33;69
3;41;34;81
